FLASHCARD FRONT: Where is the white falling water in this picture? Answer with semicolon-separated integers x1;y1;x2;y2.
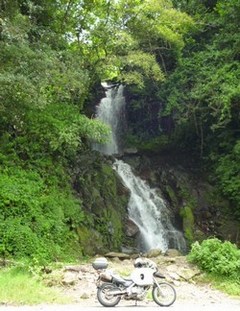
93;84;125;155
113;160;186;252
94;84;186;253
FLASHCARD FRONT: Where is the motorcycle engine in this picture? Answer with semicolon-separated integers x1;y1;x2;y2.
126;285;148;300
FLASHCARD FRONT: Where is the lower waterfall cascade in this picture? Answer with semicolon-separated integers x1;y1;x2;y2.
94;84;186;253
113;160;186;253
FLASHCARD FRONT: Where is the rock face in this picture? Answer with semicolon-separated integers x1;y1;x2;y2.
69;150;130;255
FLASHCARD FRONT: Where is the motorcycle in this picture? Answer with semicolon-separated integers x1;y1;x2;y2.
92;256;176;307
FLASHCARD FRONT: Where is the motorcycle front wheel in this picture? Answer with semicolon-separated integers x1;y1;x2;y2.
152;282;176;307
97;282;121;307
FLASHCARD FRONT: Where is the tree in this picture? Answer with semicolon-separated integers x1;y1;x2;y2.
157;0;240;217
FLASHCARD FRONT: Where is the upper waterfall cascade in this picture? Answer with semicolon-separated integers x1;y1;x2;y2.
93;84;125;155
94;84;186;253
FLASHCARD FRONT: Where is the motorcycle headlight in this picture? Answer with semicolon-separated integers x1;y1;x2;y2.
134;258;144;268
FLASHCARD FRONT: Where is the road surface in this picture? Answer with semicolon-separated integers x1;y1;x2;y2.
0;299;240;311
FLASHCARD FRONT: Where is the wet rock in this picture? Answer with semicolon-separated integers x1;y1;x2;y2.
125;219;139;237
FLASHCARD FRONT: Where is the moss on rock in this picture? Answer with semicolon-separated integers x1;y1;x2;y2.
69;150;129;255
77;226;105;256
180;205;195;245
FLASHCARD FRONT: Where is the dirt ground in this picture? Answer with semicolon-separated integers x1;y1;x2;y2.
0;255;239;311
54;255;239;306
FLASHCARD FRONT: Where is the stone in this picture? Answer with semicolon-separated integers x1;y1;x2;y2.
62;271;78;286
166;264;201;281
80;293;90;299
64;265;83;272
165;249;182;257
123;147;138;154
177;268;201;281
104;252;130;259
125;219;139;237
145;248;162;258
168;272;181;281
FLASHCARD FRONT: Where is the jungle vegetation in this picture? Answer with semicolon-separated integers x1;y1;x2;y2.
0;0;239;264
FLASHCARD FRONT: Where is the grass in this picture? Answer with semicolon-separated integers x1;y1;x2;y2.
195;273;240;297
0;266;72;305
207;275;240;297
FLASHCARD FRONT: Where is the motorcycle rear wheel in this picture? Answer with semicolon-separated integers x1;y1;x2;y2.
97;282;121;307
152;282;176;307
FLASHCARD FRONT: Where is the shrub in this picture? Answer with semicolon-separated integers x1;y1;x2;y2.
188;238;240;280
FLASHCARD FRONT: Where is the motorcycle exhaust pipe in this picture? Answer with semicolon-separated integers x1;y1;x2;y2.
111;290;127;296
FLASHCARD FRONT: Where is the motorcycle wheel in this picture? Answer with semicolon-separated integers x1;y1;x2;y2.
152;282;176;307
97;282;121;307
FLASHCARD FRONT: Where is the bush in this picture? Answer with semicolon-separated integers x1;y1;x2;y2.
188;238;240;280
0;166;85;264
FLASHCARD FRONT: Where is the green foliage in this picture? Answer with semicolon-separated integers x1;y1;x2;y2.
63;0;193;87
188;238;240;280
214;140;240;218
0;0;114;263
155;0;240;218
0;0;239;263
120;51;165;88
112;0;193;85
21;103;110;158
0;166;85;263
126;134;173;153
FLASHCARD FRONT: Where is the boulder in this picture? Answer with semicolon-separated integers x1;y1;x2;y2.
125;219;139;237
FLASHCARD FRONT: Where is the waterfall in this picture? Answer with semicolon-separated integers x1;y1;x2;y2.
94;84;186;253
113;160;186;253
93;84;125;155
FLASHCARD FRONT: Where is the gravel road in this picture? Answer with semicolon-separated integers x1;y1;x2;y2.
0;300;240;311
